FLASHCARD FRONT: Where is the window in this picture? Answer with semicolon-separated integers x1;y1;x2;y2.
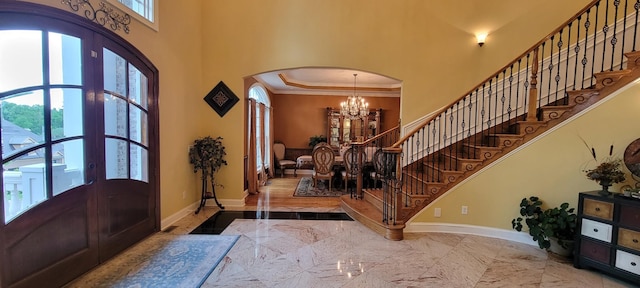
249;85;271;172
105;0;157;30
1;30;86;222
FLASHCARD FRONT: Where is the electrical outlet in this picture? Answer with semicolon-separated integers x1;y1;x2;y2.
434;208;441;217
461;206;468;215
182;190;186;199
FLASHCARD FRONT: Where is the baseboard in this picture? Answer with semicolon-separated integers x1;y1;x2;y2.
161;191;248;230
405;222;538;247
205;190;248;208
160;201;199;230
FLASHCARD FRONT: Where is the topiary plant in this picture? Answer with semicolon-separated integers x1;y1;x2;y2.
189;136;227;212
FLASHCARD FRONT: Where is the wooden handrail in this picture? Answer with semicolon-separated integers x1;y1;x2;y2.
391;0;601;148
353;125;400;146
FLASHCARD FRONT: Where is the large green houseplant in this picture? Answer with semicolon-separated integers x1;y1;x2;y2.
511;196;577;256
189;136;227;213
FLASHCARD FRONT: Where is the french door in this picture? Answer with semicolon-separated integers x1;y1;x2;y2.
0;3;159;288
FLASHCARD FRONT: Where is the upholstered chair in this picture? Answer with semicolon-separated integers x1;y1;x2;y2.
311;144;335;190
273;142;297;177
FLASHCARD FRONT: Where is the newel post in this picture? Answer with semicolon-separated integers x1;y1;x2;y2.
527;47;540;122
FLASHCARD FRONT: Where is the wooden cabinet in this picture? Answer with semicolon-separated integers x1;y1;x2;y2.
326;108;381;147
574;191;640;284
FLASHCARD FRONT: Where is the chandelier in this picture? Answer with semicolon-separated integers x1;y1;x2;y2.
340;73;369;120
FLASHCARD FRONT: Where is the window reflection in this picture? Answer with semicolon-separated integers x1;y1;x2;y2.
3;148;47;222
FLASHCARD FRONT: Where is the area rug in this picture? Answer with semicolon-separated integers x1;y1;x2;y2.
69;234;239;288
294;176;346;197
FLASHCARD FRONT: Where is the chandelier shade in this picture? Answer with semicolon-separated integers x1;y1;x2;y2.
340;73;369;120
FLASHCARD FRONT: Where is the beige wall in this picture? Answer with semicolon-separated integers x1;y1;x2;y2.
272;94;400;148
24;0;615;230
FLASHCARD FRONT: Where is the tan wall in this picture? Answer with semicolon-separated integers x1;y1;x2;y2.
23;0;606;230
272;95;400;148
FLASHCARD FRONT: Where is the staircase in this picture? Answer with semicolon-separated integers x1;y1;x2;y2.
341;0;640;240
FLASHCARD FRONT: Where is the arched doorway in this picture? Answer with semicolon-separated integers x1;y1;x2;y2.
244;68;401;193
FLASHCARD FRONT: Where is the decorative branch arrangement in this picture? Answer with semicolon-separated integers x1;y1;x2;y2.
62;0;131;34
579;136;626;195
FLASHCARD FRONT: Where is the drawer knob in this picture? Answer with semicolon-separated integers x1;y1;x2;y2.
632;262;637;267
634;239;639;243
594;228;599;233
595;207;601;211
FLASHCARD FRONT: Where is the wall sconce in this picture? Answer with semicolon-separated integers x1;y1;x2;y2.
476;34;487;47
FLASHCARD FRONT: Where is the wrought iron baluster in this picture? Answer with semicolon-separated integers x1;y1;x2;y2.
633;0;639;51
555;30;564;104
539;42;546;108
507;65;514;127
523;53;530;120
492;75;499;139
592;2;600;86
619;0;628;70
610;0;620;71
603;0;610;72
574;17;582;91
563;24;571;105
516;59;523;121
548;36;556;106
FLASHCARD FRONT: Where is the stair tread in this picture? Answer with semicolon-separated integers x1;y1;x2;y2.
440;152;483;162
422;163;464;174
462;143;502;149
489;133;523;137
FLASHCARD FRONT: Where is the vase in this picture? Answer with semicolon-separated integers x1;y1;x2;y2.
599;179;612;196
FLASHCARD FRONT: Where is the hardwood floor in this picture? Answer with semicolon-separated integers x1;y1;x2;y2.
244;175;343;210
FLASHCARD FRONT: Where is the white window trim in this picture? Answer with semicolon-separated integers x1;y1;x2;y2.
104;0;159;32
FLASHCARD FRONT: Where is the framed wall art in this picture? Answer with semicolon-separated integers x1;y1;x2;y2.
204;81;239;117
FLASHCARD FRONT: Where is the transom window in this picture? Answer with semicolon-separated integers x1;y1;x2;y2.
106;0;157;30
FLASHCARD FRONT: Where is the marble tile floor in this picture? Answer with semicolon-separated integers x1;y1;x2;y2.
162;206;638;288
71;204;638;287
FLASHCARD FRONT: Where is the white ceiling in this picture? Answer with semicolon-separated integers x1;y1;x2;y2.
253;68;402;97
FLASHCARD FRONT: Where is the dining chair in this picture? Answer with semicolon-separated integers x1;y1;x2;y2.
341;146;366;196
312;144;335;191
369;148;385;188
273;142;297;177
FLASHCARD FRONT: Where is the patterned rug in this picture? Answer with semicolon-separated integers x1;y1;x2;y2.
68;234;239;288
294;177;346;197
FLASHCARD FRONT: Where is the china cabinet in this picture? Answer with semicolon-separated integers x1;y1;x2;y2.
327;108;381;147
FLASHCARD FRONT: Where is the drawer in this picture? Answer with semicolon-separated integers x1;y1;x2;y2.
580;238;611;264
619;228;640;252
620;204;640;230
583;198;614;220
615;250;640;275
581;218;612;242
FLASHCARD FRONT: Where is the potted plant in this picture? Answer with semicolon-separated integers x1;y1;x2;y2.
308;135;327;148
584;158;626;195
189;136;227;213
511;196;577;257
